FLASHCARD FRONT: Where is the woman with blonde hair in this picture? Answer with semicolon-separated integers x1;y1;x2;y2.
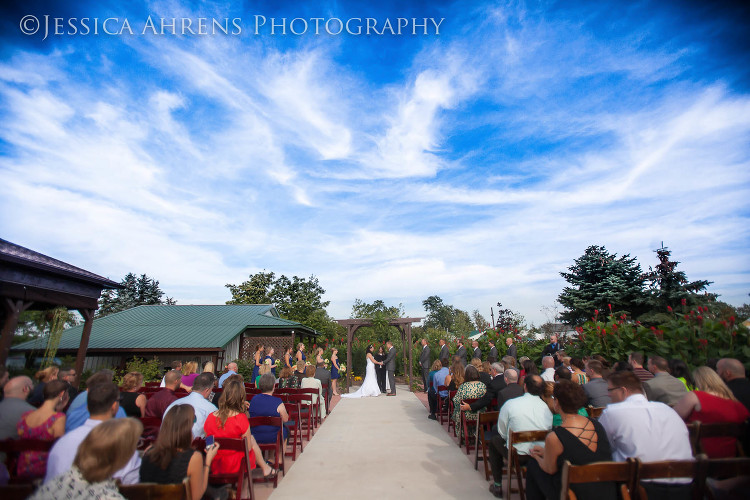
283;346;294;370
256;363;272;387
315;347;324;365
181;361;199;388
300;365;323;419
295;342;306;364
203;380;277;482
294;360;307;385
330;347;341;396
119;372;147;417
28;365;59;406
30;418;142;499
17;380;68;478
202;361;215;375
674;366;750;457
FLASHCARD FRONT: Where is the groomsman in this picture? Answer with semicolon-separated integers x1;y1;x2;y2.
438;339;450;362
472;340;482;360
456;339;468;366
488;340;498;363
506;337;517;360
419;338;430;393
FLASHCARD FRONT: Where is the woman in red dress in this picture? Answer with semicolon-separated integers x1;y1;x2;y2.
203;379;277;479
674;366;750;458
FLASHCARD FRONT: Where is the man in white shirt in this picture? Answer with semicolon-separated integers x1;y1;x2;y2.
45;381;141;485
599;370;693;495
540;355;556;382
164;372;218;439
488;374;552;498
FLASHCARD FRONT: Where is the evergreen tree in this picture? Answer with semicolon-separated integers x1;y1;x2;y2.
558;245;649;326
643;245;716;310
97;272;172;317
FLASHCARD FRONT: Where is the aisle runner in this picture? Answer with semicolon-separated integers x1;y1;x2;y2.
270;385;492;499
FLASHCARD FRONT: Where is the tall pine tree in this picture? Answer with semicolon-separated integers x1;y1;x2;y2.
643;245;715;310
97;273;173;317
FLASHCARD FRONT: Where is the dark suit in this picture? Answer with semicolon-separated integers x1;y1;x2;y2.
506;343;517;360
419;345;430;392
488;346;498;363
496;382;524;410
727;378;750;412
384;347;397;394
541;342;560;361
469;374;508;412
473;347;482;360
374;353;387;393
314;367;332;414
439;344;450;363
456;345;467;366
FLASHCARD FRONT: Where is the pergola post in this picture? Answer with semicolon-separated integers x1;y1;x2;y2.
345;324;356;391
406;323;413;391
74;308;95;388
0;299;33;365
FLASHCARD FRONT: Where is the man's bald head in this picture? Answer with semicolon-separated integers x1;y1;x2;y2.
4;376;33;399
717;358;746;382
504;368;519;384
542;356;555;369
228;362;238;372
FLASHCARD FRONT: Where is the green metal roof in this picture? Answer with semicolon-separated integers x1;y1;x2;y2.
11;304;317;351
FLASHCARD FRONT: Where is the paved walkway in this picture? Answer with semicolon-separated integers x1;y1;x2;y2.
269;385;494;499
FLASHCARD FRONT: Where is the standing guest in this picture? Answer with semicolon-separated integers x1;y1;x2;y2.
301;365;323;420
716;358;750;411
295;343;306;364
278;366;299;389
218;362;238;388
0;376;34;442
315;347;325;365
472;340;482;360
452;365;487;442
461;362;506;413
526;380;616;500
541;334;560;361
163;373;218;439
202;361;215;375
203;380;277;483
144;370;181;420
583;360;611;408
438;339;450;364
264;347;276;376
16;380;68;479
57;368;79;404
330;347;341;396
252;345;264;382
140;405;220;500
181;362;199;388
628;352;653;382
374;346;387;393
294;360;307;386
570;358;588;385
456;339;468;367
118;372;147;418
314;362;332;414
488;340;498;363
255;364;272;387
669;359;694;391
28;366;59;407
283;346;294;370
419;338;431;393
46;381;141;485
541;356;556;382
160;361;182;387
506;337;517;361
643;356;687;407
66;370;127;432
673;366;750;458
31;418;142;500
249;373;289;463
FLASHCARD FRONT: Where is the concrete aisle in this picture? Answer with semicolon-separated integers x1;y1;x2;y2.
270;385;493;499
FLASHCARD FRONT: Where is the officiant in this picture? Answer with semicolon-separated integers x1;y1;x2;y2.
375;346;387;394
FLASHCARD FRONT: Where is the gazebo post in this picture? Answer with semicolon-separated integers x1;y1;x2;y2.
74;308;95;388
406;322;413;392
0;299;33;365
346;324;355;391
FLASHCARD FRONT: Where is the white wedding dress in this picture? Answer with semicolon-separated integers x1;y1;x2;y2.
342;357;381;398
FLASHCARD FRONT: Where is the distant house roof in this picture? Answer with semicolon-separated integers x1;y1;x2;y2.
12;304;318;352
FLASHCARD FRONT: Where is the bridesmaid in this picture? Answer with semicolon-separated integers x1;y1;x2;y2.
315;348;324;365
330;348;341;396
252;344;264;382
296;343;306;364
264;347;276;376
283;346;294;370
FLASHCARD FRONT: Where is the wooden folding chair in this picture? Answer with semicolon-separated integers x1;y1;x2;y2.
282;394;313;441
0;438;56;483
507;429;550;500
119;477;192;500
630;457;703;500
299;388;322;427
559;458;636;500
209;437;255;500
248;416;284;487
586;406;604;419
474;411;499;479
695;420;749;457
701;456;750;500
447;390;457;436
283;402;303;459
460;397;479;454
436;385;449;424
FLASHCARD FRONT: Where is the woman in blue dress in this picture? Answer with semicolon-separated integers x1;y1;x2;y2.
283;346;293;370
252;344;264;381
330;347;341;396
248;374;289;457
264;347;276;376
295;343;306;364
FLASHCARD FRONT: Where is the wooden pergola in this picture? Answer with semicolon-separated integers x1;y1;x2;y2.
336;317;423;392
0;239;120;386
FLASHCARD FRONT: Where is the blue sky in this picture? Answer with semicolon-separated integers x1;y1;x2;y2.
1;0;749;326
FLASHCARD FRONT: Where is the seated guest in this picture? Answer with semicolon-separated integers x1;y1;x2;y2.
0;376;34;442
570;358;588;385
526;380;616;500
628;352;653;382
669;359;694;391
541;381;587;427
314;362;332;414
427;359;442;397
202;361;215;376
428;359;449;420
471;358;491;387
163;373;218;439
501;355;516;370
278;366;300;389
294;360;307;386
218;362;238;388
31;418;142;500
599;370;693;497
119;372;147;418
66;370;127;432
460;362;506;413
46;381;141;484
488;374;552;498
181;362;199;388
248;373;289;463
160;360;182;387
612;361;633;373
27;366;59;407
140;405;220;500
554;366;572;382
16;380;67;479
519;359;538;386
300;365;323;419
643;355;687;407
57;368;79;404
255;363;272;387
144;369;181;420
583;360;611;408
717;358;750;411
203;379;277;490
452;365;486;442
541;356;556;382
496;368;524;410
444;360;465;391
673;366;750;458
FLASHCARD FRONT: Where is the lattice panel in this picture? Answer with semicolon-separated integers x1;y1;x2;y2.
239;334;293;361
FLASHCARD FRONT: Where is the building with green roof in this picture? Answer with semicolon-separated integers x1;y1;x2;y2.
11;304;318;372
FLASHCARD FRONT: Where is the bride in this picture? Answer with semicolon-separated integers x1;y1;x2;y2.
342;345;383;398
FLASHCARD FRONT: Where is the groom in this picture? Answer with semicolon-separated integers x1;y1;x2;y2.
385;341;397;396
